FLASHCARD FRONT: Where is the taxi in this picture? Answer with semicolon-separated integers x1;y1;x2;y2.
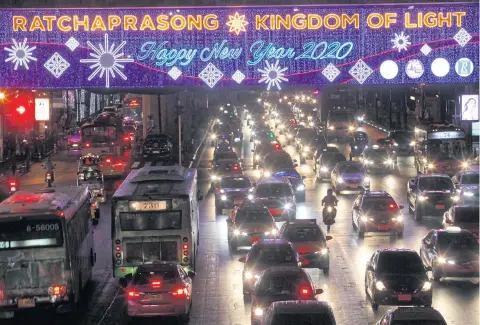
280;219;332;274
376;307;447;325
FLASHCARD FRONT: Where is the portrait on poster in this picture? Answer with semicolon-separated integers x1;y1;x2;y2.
461;94;479;121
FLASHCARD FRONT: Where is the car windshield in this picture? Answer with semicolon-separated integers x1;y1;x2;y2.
216;160;240;170
284;226;324;243
255;273;309;296
145;136;168;145
362;198;397;210
461;173;479;184
78;169;102;182
366;149;389;158
249;247;296;265
339;164;365;174
418;177;453;191
329;113;350;123
437;233;479;251
236;209;272;223
221;177;250;188
271;314;334;325
216;151;238;160
265;157;295;170
377;252;425;274
256;184;292;197
322;154;346;166
392;321;446;325
133;270;177;285
454;207;479;223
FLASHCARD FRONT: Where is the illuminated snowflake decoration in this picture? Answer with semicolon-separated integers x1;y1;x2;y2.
322;63;340;82
199;63;224;88
453;28;472;47
226;12;249;35
168;66;182;80
391;31;411;52
4;38;37;70
258;60;288;91
231;70;245;84
420;44;432;56
44;52;70;78
80;34;134;88
65;36;79;51
348;59;373;84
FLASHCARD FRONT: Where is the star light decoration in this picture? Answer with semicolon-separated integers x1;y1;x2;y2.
168;66;182;80
349;59;373;84
226;12;249;35
453;28;472;47
44;52;70;78
258;60;288;91
391;31;411;52
4;38;37;70
80;34;134;88
199;63;224;88
322;63;341;82
231;70;245;84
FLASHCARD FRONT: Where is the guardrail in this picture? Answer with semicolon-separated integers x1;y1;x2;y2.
189;119;214;168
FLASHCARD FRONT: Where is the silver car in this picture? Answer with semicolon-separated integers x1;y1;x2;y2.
331;161;370;194
452;170;479;205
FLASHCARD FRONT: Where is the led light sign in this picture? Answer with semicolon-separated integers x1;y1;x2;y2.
0;3;477;89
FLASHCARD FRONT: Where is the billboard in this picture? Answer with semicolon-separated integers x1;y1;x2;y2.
0;3;478;89
35;98;50;121
461;94;479;121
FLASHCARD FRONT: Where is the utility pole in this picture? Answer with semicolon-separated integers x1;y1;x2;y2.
389;88;393;129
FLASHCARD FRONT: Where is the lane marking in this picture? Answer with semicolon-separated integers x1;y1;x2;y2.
131;162;140;169
144;161;152;167
96;287;120;325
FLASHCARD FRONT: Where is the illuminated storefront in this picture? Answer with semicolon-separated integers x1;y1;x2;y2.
0;3;478;89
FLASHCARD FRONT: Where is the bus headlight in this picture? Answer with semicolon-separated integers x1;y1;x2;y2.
384;159;393;165
221;195;227;201
210;134;217;139
462;161;470;168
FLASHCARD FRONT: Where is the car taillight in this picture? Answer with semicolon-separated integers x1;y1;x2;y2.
85;143;90;147
127;290;140;299
151;280;161;289
124;136;129;141
172;288;186;296
105;158;111;163
48;285;67;296
233;165;239;171
299;287;311;296
274;144;281;150
388;204;398;210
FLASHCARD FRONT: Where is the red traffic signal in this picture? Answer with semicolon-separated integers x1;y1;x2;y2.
16;106;26;114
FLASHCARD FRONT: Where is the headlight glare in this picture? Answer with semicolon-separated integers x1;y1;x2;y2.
375;281;386;291
419;195;428;201
284;203;292;210
233;229;240;236
221;195;227;201
464;192;474;197
363;176;370;183
247;194;254;200
254;308;264;317
451;195;459;202
320;167;328;172
297;185;305;191
337;177;344;183
422;281;432;291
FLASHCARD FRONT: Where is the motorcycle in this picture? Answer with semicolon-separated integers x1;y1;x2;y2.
322;206;337;232
90;199;100;225
45;172;53;187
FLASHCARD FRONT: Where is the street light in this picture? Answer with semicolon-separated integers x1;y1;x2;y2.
0;93;5;100
257;98;261;103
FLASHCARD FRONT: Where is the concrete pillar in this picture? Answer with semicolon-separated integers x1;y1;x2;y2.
142;94;160;138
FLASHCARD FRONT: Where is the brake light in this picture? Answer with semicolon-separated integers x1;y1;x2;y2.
274;144;281;150
124;136;130;141
300;287;310;296
183;244;188;250
115;246;121;251
49;285;67;296
9;181;16;186
105;158;111;163
127;290;140;299
388;204;398;210
173;288;185;296
85;143;90;147
233;165;239;171
151;280;161;289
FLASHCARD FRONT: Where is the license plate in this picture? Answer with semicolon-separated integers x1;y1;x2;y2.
269;209;283;215
398;294;412;301
348;184;358;189
436;205;445;209
234;200;243;205
252;237;260;243
18;298;35;308
378;225;390;231
153;151;160;154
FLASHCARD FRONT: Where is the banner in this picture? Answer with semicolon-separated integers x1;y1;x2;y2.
0;3;478;89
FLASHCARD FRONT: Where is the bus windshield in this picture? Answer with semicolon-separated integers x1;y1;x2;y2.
427;140;467;160
119;211;182;231
0;219;63;250
82;126;117;143
329;113;350;123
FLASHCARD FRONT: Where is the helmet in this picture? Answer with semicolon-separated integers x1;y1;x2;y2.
327;188;333;195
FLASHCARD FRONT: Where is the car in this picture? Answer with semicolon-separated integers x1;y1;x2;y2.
142;134;173;161
250;266;323;325
285;124;304;144
294;127;316;149
376;307;447;325
418;151;464;177
452;170;479;204
252;177;296;222
210;159;243;187
419;227;479;282
442;205;479;238
124;125;137;141
250;124;271;141
360;146;396;173
280;219;332;274
253;141;282;169
238;239;299;295
210;150;239;168
365;249;432;311
262;301;336;325
331;161;370;194
304;133;328;162
352;191;405;238
123;262;195;322
313;145;339;164
314;151;346;181
296;130;327;164
349;131;369;159
227;202;278;251
387;130;415;156
214;175;253;214
407;174;457;221
252;129;276;144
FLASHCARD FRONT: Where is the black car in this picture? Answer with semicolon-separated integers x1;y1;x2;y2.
365;249;432;311
253;177;297;222
376;307;447;325
360;146;396;173
294;128;317;150
349;131;369;158
253;141;281;169
142;134;173;161
315;151;346;181
388;130;414;156
295;128;324;163
214;175;252;213
407;174;457;221
211;150;239;168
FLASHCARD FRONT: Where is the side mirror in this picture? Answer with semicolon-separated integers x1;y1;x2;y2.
399;205;404;209
315;288;324;295
187;271;196;278
238;256;246;263
326;235;333;241
408;179;416;188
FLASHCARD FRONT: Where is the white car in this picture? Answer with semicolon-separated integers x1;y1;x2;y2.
331;161;370;194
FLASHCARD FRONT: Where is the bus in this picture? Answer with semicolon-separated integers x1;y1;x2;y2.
81;114;129;178
413;122;468;176
326;108;357;140
111;166;202;279
0;186;95;317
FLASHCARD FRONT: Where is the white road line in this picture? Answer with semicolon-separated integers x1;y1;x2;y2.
144;161;152;167
131;162;140;169
96;287;120;325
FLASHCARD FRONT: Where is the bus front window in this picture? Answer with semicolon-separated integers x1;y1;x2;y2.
429;140;467;160
82;126;117;143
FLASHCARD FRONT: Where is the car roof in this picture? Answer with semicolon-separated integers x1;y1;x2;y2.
238;200;268;210
257;177;290;185
458;170;479;175
362;191;392;198
263;266;305;275
271;300;334;316
254;238;290;247
391;307;445;322
418;174;451;179
336;161;363;167
221;175;248;180
435;227;473;235
377;248;418;255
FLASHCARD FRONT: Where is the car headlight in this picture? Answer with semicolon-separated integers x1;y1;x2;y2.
363;176;370;183
304;146;310;152
419;195;428;201
437;257;446;264
392;215;403;222
255;140;260;144
264;171;271;177
385;159;393;165
427;163;435;169
348;125;355;131
234;229;240;236
245;271;253;279
354;145;358;149
317;248;328;255
287;133;292;138
284;203;292;210
249;188;254;193
410;141;416;146
357;116;364;121
210;134;217;139
364;160;372;165
296;185;305;191
254;307;264;317
451;195;459;202
221;195;227;201
320;166;328;172
375;281;386;291
328;126;335;131
247;194;254;200
270;228;278;236
422;281;432;291
211;175;219;181
360;216;368;222
462;162;469;168
464;191;474;197
219;189;225;193
337;177;344;183
393;143;399;147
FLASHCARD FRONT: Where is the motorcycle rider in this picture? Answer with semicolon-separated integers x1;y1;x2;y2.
321;189;338;231
44;157;55;183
